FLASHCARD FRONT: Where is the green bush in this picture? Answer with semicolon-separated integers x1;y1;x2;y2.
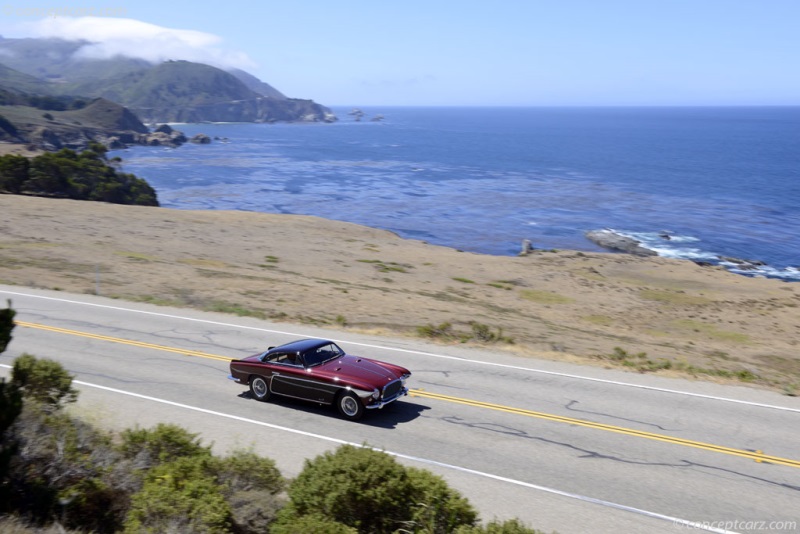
271;513;357;534
121;433;287;533
214;449;284;494
276;445;477;534
3;405;125;533
405;467;478;533
11;353;78;407
0;146;158;206
417;321;454;339
119;423;210;467
455;518;546;533
215;450;287;530
124;455;232;534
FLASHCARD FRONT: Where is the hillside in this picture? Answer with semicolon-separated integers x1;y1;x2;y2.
0;37;153;83
0;36;335;124
0;97;150;150
1;195;799;395
0;62;54;95
86;60;333;123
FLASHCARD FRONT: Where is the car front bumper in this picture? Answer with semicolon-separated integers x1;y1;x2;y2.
365;387;409;410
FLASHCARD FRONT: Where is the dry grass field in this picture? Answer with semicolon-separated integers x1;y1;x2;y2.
2;194;799;394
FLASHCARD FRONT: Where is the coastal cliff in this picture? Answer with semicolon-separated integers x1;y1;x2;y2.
0;37;336;128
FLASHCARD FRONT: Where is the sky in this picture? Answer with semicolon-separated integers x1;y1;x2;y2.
0;0;799;106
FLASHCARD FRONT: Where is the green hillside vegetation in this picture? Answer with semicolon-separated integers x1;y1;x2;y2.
0;37;149;84
0;37;335;124
0;142;158;206
0;62;54;95
108;60;258;108
79;60;334;123
229;67;287;99
0;335;544;533
0;96;148;149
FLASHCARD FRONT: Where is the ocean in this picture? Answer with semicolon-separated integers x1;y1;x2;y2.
111;106;800;281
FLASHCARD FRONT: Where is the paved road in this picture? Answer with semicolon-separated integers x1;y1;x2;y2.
1;286;798;534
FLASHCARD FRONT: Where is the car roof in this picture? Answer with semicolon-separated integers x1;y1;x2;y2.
269;338;336;353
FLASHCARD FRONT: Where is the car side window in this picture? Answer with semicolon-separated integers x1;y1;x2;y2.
267;352;300;366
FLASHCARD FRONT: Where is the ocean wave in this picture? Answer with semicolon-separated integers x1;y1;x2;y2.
613;229;800;281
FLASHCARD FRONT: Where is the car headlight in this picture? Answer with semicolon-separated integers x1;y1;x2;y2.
371;388;380;399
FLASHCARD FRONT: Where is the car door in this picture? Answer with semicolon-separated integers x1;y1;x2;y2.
265;351;311;399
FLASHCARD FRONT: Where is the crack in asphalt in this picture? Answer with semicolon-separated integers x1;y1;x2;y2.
440;415;800;492
441;415;685;467
565;399;674;431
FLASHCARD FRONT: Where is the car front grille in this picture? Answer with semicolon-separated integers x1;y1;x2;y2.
382;379;403;400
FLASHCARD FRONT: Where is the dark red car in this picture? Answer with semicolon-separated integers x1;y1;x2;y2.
229;338;411;421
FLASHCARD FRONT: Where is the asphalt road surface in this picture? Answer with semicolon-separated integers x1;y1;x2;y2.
1;286;798;534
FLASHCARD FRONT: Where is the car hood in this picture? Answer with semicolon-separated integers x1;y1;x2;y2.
317;355;404;386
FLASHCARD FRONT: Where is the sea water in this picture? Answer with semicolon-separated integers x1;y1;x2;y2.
112;106;800;280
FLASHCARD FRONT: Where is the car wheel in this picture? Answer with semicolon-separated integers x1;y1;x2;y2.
337;391;365;421
249;376;271;402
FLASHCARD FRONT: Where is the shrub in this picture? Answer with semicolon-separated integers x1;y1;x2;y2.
280;445;414;533
277;445;477;534
455;518;546;533
215;449;284;494
11;353;78;407
123;455;232;534
470;322;514;344
405;467;478;534
417;321;454;339
0;379;23;507
0;147;158;206
4;405;125;533
119;423;210;468
0;155;29;194
271;513;356;534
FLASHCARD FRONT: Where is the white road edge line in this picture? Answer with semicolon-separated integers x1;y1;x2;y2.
3;289;798;414
0;364;737;534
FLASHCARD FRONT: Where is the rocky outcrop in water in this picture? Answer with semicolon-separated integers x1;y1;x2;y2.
585;229;658;257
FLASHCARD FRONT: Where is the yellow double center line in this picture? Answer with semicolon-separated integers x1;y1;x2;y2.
411;390;800;468
16;321;230;362
16;320;800;469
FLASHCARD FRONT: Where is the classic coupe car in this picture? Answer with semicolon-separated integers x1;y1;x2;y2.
229;338;411;421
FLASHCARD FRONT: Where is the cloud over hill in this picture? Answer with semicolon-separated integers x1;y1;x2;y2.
12;16;256;70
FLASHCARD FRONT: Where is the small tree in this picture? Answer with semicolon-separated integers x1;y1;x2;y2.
0;299;15;353
11;353;78;407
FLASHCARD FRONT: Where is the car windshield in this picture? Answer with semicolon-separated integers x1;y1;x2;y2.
304;343;344;367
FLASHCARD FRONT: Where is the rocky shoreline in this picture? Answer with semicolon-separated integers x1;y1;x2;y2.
585;227;794;279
